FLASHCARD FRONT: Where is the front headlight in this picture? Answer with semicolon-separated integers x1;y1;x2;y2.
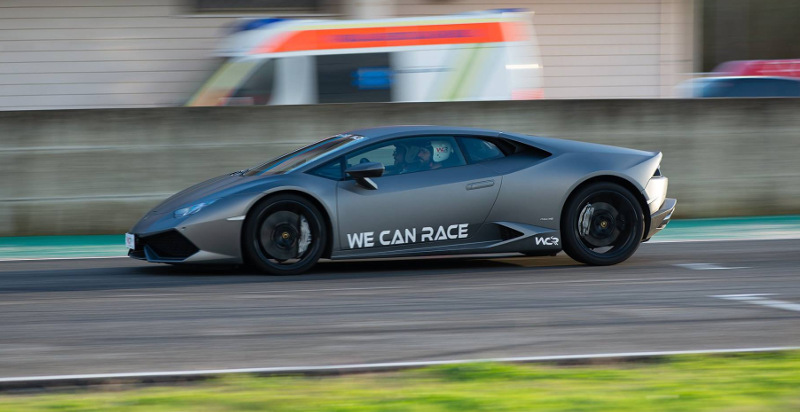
173;199;217;218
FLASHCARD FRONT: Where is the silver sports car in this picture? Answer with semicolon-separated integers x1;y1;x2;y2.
127;126;676;275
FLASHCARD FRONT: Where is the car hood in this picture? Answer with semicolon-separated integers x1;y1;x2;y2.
148;173;276;216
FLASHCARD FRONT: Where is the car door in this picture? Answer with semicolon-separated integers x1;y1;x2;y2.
335;135;502;256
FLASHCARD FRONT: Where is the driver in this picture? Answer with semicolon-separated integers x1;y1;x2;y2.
386;144;408;174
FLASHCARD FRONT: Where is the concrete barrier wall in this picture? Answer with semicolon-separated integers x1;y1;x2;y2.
2;99;799;236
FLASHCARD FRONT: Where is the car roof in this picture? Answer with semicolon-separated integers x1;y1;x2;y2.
287;124;654;174
681;76;800;98
342;125;651;156
693;76;800;83
344;125;502;139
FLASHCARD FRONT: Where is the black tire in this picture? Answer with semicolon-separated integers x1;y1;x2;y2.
243;194;327;275
561;182;644;266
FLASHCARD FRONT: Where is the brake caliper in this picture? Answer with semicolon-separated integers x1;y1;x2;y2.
579;203;594;237
297;215;312;257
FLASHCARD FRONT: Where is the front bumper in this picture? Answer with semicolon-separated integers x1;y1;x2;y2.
644;198;676;241
127;230;200;262
127;209;248;265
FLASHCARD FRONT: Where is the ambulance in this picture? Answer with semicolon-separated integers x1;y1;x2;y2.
187;9;543;106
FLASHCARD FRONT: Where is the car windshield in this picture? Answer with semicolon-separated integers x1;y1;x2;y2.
187;58;261;106
244;134;362;176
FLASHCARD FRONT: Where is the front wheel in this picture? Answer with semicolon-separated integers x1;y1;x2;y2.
561;182;644;266
243;194;327;275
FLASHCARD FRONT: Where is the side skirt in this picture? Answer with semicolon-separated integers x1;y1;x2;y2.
331;222;562;260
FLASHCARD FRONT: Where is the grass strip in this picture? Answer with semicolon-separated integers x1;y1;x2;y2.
2;351;800;411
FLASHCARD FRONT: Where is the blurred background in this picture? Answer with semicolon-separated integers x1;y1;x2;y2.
2;3;800;403
1;0;800;236
0;0;799;111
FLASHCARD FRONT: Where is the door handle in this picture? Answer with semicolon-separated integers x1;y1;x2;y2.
466;180;495;190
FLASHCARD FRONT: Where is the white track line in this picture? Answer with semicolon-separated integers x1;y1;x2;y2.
240;286;404;294
1;347;799;384
674;263;750;270
713;294;800;313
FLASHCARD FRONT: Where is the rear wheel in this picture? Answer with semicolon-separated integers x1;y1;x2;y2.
561;182;644;266
243;194;327;275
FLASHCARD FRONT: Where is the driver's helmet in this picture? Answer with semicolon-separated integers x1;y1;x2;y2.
430;140;452;163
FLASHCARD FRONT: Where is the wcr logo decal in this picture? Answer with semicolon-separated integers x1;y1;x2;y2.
535;236;559;246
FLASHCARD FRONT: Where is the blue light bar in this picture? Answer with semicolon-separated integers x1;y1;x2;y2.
231;18;286;33
489;8;527;13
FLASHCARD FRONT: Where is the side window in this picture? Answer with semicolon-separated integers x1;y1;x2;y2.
316;53;392;104
345;142;401;176
230;59;275;105
310;158;344;180
460;137;505;164
345;136;467;176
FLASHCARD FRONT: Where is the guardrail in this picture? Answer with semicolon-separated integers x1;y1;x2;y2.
2;99;799;236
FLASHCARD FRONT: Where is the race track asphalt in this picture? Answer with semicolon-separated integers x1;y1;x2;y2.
1;239;799;378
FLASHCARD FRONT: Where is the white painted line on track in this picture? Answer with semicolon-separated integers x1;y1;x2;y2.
713;294;776;298
239;286;405;295
402;276;714;292
1;346;799;384
674;263;750;270
712;294;800;313
0;278;726;307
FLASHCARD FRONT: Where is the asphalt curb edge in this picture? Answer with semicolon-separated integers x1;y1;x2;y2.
2;346;798;392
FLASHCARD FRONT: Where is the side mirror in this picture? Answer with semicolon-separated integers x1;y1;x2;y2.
346;162;384;190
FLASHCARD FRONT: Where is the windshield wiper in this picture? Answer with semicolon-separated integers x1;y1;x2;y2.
230;169;249;176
